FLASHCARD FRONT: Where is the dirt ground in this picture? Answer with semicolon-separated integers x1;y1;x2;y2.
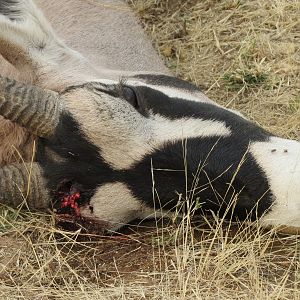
1;0;300;299
0;211;299;299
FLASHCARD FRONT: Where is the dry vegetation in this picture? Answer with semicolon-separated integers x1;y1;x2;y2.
0;0;300;299
130;0;300;138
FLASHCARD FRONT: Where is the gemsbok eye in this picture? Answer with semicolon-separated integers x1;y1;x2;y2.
122;86;139;108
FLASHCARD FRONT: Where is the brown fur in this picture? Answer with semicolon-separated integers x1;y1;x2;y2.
0;118;34;166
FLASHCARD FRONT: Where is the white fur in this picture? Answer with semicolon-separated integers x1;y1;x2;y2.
65;88;231;170
80;182;173;230
151;114;231;146
250;137;300;227
80;182;148;230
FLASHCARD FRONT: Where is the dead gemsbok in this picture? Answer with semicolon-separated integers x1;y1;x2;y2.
0;0;299;232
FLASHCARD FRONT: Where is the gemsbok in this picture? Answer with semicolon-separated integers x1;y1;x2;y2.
0;0;299;232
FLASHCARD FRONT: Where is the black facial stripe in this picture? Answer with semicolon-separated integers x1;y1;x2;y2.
123;136;273;220
36;112;119;207
131;74;271;141
132;85;271;141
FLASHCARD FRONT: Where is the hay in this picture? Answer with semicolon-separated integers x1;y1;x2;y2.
129;0;300;139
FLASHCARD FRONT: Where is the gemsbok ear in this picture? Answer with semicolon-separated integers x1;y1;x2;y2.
0;162;50;209
0;76;62;137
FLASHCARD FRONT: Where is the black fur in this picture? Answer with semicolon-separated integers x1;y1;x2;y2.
125;137;272;220
36;112;117;209
132;83;269;139
125;78;274;218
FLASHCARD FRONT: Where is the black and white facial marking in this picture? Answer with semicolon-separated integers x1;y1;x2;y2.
37;74;300;230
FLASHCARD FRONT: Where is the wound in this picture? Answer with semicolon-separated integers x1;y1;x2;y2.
61;191;81;216
54;179;88;217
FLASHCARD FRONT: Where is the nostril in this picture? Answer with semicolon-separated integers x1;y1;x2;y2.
89;205;94;214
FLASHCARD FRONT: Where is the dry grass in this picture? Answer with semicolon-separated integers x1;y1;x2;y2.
0;207;299;299
1;0;300;299
130;0;300;138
